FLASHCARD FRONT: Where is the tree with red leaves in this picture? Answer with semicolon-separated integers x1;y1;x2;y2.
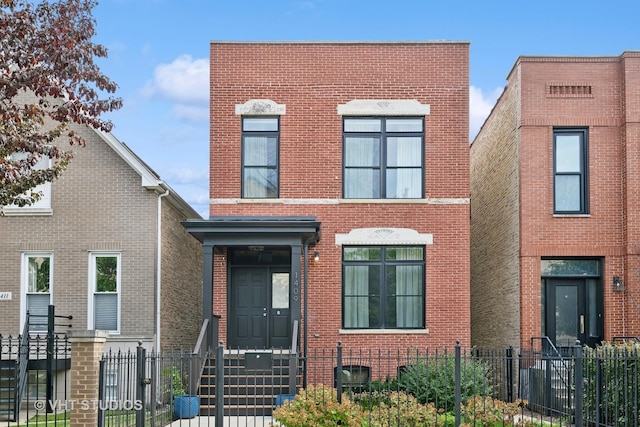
0;0;122;209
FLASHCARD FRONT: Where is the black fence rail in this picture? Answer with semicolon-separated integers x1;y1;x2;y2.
0;307;71;426
97;340;640;427
0;333;70;362
98;345;208;427
303;343;525;426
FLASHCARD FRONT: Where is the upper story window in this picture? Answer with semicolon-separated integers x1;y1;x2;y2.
342;246;425;329
3;153;52;215
554;128;588;214
21;253;52;332
343;118;424;198
89;252;121;334
242;117;279;198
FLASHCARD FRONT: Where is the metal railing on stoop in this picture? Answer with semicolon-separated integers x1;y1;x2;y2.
191;318;211;395
9;313;31;422
530;336;572;389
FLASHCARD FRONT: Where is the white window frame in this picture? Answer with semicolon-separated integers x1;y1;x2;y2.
3;154;52;215
104;369;119;402
87;252;121;334
20;252;53;332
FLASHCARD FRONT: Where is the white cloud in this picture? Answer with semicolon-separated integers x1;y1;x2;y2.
164;167;208;185
144;55;209;105
171;104;209;123
469;85;503;141
157;125;204;147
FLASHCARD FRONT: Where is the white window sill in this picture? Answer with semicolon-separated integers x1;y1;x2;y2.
2;208;53;216
339;328;429;335
552;214;591;218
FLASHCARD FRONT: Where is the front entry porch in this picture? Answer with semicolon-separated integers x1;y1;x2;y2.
182;216;321;352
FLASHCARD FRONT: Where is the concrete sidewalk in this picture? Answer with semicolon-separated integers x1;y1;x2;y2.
169;416;280;426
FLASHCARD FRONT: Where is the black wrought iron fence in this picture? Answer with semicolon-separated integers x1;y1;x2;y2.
0;333;70;426
96;341;640;427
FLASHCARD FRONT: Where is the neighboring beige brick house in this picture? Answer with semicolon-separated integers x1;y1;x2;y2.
471;52;640;350
0;122;203;353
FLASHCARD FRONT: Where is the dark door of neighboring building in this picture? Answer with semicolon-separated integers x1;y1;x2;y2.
544;278;602;349
228;248;291;349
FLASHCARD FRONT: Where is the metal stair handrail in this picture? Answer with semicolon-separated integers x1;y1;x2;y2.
530;336;572;389
12;312;31;421
190;318;210;395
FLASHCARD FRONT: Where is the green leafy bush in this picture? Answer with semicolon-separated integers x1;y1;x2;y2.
366;391;453;426
273;385;452;427
348;376;398;410
397;354;493;409
272;384;365;427
583;341;640;426
460;396;526;426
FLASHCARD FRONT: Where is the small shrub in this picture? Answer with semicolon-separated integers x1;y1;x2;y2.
460;396;527;425
272;384;365;427
273;385;454;427
583;341;640;426
349;376;398;410
398;354;493;409
368;391;453;427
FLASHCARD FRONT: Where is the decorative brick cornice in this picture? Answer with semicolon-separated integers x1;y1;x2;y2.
335;227;433;246
235;99;286;115
337;99;430;116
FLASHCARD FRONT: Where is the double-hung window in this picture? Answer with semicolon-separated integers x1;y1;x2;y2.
554;128;588;214
22;253;52;332
89;253;121;333
342;246;424;329
343;118;424;198
242;117;279;198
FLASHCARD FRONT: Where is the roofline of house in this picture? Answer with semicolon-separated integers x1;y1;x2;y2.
96;129;201;219
505;51;640;89
472;51;640;147
210;40;470;45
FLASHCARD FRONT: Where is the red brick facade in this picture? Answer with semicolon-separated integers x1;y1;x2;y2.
208;42;471;351
471;52;640;350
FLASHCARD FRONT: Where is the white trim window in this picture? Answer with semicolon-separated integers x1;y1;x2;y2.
3;153;52;215
21;253;53;332
88;252;121;334
104;370;119;402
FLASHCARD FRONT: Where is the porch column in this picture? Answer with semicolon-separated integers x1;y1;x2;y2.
68;330;108;427
291;244;302;329
203;244;214;346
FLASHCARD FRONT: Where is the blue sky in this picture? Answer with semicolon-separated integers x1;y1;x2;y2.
91;0;640;217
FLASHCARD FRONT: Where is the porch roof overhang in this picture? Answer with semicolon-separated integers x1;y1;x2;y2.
182;215;321;247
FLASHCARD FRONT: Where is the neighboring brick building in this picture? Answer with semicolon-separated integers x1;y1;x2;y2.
470;52;640;350
0;120;203;353
184;41;471;355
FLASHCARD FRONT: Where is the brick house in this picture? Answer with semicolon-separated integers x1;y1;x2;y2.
470;52;640;350
0;119;203;353
183;41;471;357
